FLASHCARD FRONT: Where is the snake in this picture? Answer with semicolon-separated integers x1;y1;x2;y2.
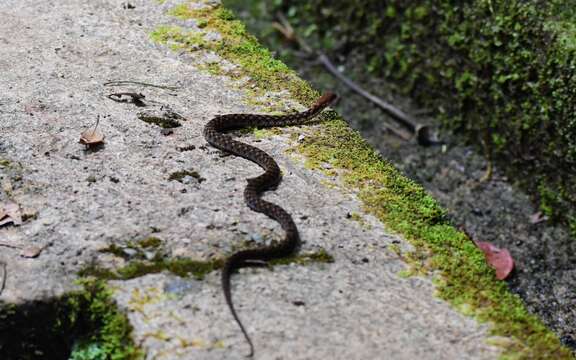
203;92;337;357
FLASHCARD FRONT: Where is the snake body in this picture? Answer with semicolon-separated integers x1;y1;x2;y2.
203;92;337;357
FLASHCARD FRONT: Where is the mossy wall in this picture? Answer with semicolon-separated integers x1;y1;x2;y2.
271;0;576;232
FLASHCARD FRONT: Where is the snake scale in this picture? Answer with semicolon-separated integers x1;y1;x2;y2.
203;92;337;357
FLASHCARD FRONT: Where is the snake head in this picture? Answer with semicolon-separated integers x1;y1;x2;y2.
314;92;338;108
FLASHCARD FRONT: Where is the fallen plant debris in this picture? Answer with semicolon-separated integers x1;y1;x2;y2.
0;241;46;259
79;116;105;148
137;111;182;129
0;202;22;227
103;80;181;91
0;262;6;296
107;92;146;107
19;245;44;259
475;241;515;280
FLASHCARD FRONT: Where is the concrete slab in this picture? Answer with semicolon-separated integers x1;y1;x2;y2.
0;0;502;358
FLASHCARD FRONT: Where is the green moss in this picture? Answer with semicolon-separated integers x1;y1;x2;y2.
272;0;576;231
0;279;142;359
138;237;163;249
294;112;572;358
79;257;224;281
149;2;572;358
137;113;181;129
99;243;130;259
67;279;143;360
201;61;224;75
152;2;319;106
168;169;206;183
98;237;164;262
253;127;282;139
347;211;371;229
0;159;11;167
83;247;333;281
570;217;576;239
269;248;335;266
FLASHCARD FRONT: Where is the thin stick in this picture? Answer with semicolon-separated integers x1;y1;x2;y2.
92;115;100;136
104;80;180;91
317;53;417;132
0;262;6;297
0;242;22;250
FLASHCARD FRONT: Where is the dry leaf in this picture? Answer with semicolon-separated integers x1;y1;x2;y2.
476;241;515;280
20;246;43;258
79;116;105;147
0;202;22;227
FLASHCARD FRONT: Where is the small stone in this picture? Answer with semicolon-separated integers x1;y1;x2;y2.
122;248;138;258
144;251;157;261
203;31;222;42
250;233;264;244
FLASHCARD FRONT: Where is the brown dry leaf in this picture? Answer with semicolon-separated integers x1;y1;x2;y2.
20;246;43;258
0;202;22;227
476;241;515;280
79;117;105;146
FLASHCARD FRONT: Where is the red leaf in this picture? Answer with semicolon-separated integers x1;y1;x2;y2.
476;241;514;280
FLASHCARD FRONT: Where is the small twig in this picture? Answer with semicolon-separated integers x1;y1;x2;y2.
92;115;100;136
0;262;6;296
316;53;416;131
104;80;180;91
479;129;493;182
0;242;22;250
107;92;146;107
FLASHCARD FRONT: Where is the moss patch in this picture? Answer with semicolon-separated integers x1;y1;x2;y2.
0;279;142;360
151;2;572;358
295;112;572;358
150;2;319;107
272;0;576;236
0;159;11;168
269;248;335;266
137;112;182;129
79;257;223;281
81;246;333;281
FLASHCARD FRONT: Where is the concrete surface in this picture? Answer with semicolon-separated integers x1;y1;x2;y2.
0;0;502;358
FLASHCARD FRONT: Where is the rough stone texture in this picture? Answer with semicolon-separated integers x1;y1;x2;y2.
0;0;501;358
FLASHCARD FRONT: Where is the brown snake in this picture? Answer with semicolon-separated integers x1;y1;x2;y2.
203;92;337;357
